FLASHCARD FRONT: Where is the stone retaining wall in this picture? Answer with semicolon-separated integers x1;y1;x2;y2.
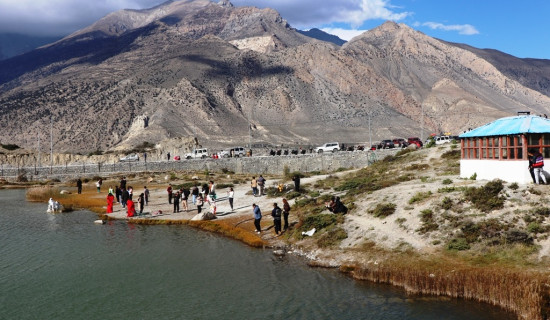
1;150;396;181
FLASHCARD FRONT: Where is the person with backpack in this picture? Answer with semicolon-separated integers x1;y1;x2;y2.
271;202;282;236
529;149;548;184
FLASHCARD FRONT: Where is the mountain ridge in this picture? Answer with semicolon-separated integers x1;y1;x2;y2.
0;1;549;153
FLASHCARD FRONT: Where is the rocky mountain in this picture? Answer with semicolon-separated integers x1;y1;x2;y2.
0;0;549;153
297;28;346;46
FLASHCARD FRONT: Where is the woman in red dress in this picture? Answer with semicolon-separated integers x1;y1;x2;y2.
106;193;115;213
127;199;136;217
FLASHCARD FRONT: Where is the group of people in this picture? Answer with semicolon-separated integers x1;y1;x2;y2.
250;175;266;196
325;196;348;214
102;176;149;217
252;199;291;236
166;180;235;216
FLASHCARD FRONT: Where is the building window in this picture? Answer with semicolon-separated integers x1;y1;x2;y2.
527;133;550;158
462;135;524;160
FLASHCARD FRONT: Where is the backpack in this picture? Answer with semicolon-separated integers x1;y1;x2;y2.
274;207;282;218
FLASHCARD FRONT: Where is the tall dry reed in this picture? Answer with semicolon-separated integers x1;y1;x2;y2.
347;256;549;320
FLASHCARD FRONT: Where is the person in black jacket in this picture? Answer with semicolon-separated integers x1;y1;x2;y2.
271;203;282;236
121;187;129;209
292;174;300;192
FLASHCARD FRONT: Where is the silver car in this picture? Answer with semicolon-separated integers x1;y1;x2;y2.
120;154;139;162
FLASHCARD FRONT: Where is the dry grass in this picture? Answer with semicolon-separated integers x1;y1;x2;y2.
120;215;267;248
27;186;105;214
339;251;549;320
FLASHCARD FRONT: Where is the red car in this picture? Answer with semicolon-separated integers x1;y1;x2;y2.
407;137;423;148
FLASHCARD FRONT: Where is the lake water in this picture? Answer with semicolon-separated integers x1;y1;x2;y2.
0;189;514;319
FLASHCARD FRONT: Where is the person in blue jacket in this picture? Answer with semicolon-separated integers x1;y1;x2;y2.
252;203;262;233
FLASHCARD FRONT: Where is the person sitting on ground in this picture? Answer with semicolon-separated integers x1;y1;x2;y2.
325;196;336;212
333;196;348;214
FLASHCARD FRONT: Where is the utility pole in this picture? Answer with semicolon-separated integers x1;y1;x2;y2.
368;113;372;148
50;117;53;173
420;104;424;142
37;133;40;168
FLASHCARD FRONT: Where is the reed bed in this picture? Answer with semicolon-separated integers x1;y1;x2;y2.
347;255;549;320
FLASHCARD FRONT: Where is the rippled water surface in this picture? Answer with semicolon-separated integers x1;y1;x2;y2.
0;189;514;319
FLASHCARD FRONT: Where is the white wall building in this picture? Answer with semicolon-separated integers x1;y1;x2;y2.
459;114;550;184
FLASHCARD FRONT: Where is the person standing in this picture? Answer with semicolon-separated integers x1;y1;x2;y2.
173;191;181;213
227;187;234;211
271;202;282;236
196;194;204;213
96;178;102;193
530;149;548;184
115;186;122;203
282;198;291;231
253;203;262;233
257;175;266;196
292;174;301;192
167;152;171;161
121;187;129;209
108;186;114;195
209;180;216;199
106;192;114;214
128;186;133;200
191;184;199;205
144;186;150;205
126;199;136;218
76;178;82;194
182;187;190;212
167;184;173;204
137;193;145;214
251;176;258;197
143;152;147;162
120;176;127;190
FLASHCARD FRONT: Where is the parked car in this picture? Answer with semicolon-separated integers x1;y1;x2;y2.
407;137;423;148
220;146;246;158
119;154;139;162
392;138;408;148
435;135;452;145
315;142;340;153
378;140;395;149
184;148;208;159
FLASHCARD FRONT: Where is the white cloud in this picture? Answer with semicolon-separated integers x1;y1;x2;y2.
421;22;479;35
321;28;368;41
0;0;164;35
232;0;410;29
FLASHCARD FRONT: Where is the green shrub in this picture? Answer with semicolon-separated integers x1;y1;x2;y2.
404;163;429;171
440;197;453;210
417;209;439;234
301;214;343;231
295;197;315;207
509;182;519;190
463;180;505;212
447;238;470;250
527;222;542;234
370;203;396;218
442;178;453;185
408;191;432;205
470;173;477;180
531;207;550;216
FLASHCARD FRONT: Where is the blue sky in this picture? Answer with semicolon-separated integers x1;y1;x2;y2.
0;0;548;59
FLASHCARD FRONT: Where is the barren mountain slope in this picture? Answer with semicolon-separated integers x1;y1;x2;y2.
0;1;549;153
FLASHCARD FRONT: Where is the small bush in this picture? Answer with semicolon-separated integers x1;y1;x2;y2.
531;207;550;216
447;238;470;250
301;213;343;231
440;197;453;210
370;203;396;218
505;230;533;245
527;222;542;234
404;163;429;171
470;173;477;180
442;178;453;185
509;182;519;190
295;198;315;207
408;191;432;205
463;180;505;212
417;209;438;234
221;168;235;174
